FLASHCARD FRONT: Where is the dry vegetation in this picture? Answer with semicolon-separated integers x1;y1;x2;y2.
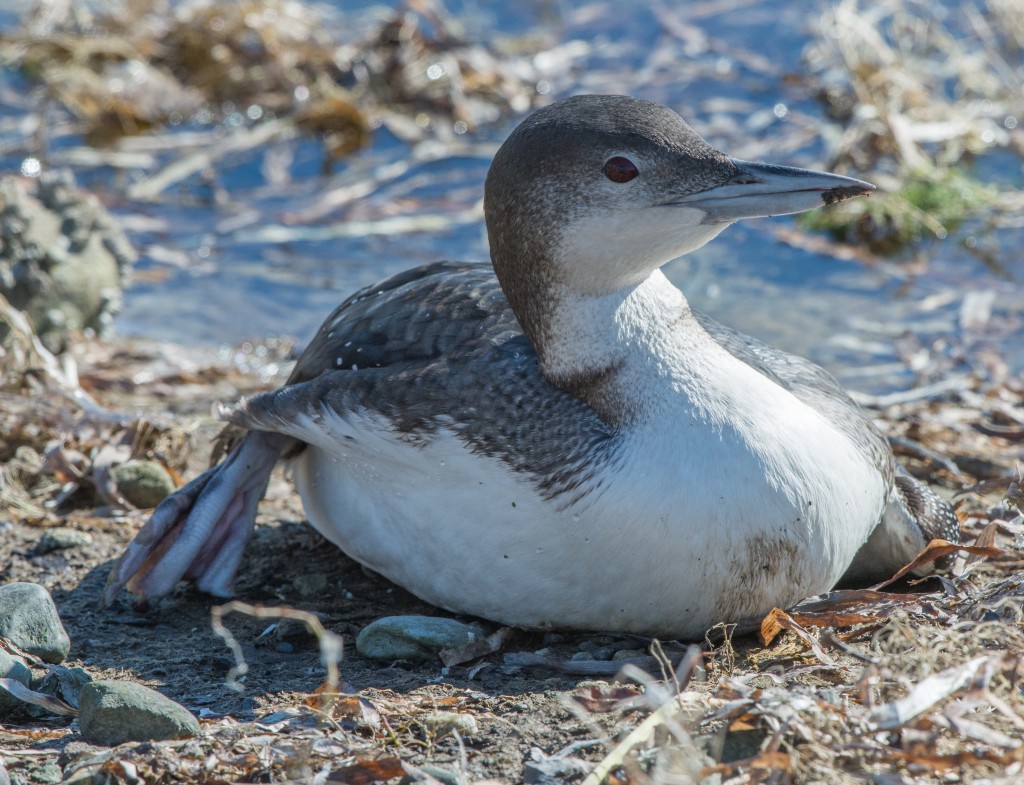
0;0;560;173
800;0;1024;255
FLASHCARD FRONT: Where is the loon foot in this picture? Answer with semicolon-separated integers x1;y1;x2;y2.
103;431;287;605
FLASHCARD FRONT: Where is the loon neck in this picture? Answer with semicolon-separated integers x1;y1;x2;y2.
515;269;691;424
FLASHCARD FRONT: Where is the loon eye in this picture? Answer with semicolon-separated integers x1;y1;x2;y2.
603;156;639;183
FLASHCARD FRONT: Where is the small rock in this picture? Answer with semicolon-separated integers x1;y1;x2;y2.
401;764;462;785
590;646;616;661
0;649;32;715
77;680;200;746
0;582;71;663
420;711;479;739
612;648;648;661
35;528;94;555
542;633;567;646
110;460;175;509
356;616;483;661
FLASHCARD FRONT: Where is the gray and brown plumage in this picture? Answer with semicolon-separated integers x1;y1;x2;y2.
106;95;960;637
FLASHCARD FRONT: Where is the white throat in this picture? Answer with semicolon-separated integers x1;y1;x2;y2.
540;270;691;388
553;207;729;296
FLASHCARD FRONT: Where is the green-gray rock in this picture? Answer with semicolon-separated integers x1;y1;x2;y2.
356;615;483;662
0;582;71;663
77;680;200;746
111;460;176;509
0;649;32;715
35;528;94;555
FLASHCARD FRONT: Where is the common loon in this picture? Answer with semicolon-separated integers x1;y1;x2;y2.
105;94;960;638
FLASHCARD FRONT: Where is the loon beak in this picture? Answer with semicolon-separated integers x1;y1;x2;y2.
676;159;875;224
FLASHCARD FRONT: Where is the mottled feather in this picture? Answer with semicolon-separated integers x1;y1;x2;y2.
235;262;913;515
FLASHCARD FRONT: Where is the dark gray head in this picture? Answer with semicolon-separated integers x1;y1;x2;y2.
483;94;873;353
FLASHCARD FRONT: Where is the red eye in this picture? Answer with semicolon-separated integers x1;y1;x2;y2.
603;156;639;183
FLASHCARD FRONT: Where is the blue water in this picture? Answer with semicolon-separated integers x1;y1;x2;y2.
1;0;1021;392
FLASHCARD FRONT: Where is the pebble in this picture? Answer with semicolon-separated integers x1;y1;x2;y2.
401;764;462;785
0;649;32;715
420;711;479;739
356;615;483;661
110;460;176;509
77;680;201;746
612;648;648;661
35;528;94;555
0;582;71;663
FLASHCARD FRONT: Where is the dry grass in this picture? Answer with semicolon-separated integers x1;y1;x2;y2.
800;0;1024;254
0;0;554;164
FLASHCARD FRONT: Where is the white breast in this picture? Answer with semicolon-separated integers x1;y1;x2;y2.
282;347;886;638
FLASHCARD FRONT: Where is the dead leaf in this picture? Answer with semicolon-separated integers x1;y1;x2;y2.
759;608;837;666
702;749;792;776
0;678;77;716
571;684;643;713
886;747;1023;771
326;755;405;783
871;538;1004;590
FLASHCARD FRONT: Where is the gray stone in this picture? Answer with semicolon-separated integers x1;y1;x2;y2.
0;582;71;663
612;648;648;661
110;460;175;509
77;680;200;746
401;765;461;785
356;616;483;661
35;528;94;555
0;649;32;715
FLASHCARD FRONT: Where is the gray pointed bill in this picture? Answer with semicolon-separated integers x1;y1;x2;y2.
676;159;875;225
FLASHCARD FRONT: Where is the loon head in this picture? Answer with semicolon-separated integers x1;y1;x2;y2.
483;94;873;343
